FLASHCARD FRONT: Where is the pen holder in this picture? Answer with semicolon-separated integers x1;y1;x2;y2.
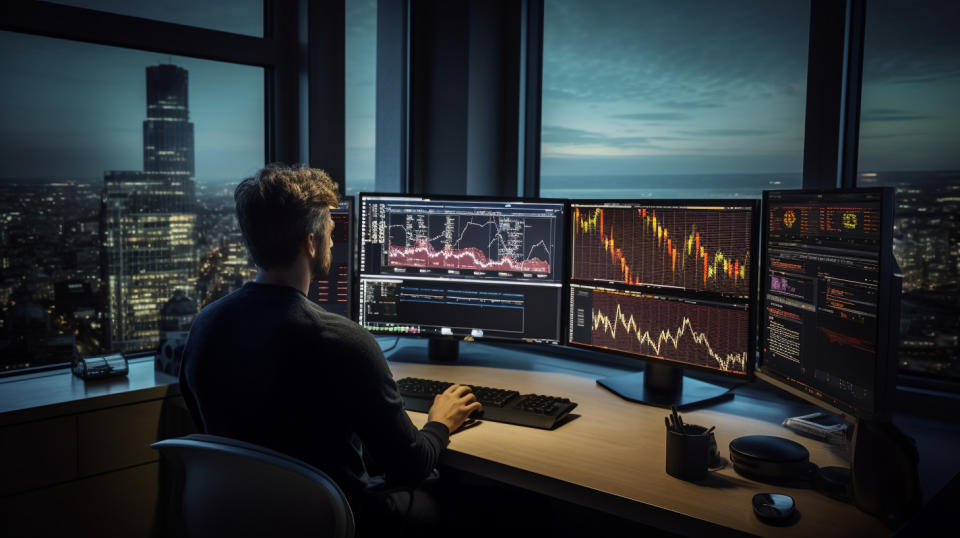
666;424;712;481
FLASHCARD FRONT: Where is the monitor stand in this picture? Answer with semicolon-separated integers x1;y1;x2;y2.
596;362;733;410
428;338;460;362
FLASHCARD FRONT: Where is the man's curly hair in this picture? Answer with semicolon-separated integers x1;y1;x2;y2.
234;164;340;270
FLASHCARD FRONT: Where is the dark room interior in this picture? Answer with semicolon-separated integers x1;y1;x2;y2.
1;1;959;536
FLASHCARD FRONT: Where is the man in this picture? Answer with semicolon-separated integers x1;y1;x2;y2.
179;164;480;533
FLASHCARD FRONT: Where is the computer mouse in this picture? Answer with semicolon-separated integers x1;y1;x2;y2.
752;493;795;523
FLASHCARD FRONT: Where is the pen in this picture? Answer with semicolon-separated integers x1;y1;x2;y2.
671;406;685;435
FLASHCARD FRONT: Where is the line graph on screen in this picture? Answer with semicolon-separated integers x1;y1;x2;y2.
387;210;555;276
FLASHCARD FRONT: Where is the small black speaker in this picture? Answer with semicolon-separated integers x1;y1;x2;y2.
729;435;816;483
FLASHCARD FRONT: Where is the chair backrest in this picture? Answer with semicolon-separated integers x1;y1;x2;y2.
152;434;354;538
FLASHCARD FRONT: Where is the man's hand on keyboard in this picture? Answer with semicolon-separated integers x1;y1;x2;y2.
427;384;483;434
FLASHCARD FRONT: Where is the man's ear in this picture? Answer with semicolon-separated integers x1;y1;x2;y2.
304;232;317;257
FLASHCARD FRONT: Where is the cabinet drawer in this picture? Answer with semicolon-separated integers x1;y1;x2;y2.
0;416;78;495
78;400;164;476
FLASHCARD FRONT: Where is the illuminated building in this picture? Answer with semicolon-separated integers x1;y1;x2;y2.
101;65;197;352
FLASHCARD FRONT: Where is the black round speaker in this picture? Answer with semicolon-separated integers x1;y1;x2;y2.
729;435;815;483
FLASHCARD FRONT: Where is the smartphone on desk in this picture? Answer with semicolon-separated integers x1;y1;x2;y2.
782;412;849;444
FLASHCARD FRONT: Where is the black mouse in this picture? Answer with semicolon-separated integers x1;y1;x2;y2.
752;493;795;523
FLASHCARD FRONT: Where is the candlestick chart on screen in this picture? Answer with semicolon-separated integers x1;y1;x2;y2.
572;205;753;297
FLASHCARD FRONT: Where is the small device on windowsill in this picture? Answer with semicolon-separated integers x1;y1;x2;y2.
782;412;849;445
72;353;128;380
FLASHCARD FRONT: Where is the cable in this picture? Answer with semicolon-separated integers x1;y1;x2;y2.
380;335;401;353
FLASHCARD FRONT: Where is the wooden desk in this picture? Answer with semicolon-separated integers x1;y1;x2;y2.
389;360;888;537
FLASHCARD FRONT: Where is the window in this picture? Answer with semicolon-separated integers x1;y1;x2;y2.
50;0;263;37
858;1;960;381
0;31;264;371
345;0;377;196
539;0;809;199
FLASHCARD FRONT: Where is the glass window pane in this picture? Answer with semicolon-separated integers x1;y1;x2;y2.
540;0;809;199
50;0;263;38
345;0;377;196
858;1;960;381
0;31;264;371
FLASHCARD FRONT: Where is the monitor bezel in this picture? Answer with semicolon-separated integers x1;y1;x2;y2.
356;192;570;346
756;187;897;420
309;197;356;321
341;197;356;321
564;198;761;380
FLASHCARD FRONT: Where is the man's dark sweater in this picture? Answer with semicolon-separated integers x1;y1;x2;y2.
179;281;449;507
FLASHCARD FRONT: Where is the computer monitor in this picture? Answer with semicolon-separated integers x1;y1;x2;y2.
757;188;900;420
307;198;354;319
357;194;567;357
567;200;759;409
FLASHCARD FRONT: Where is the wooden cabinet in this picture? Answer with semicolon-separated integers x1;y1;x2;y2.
0;362;193;537
78;400;166;476
0;416;77;496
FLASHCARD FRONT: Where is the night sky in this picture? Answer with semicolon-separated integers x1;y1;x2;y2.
541;0;809;178
541;0;959;178
0;0;956;187
0;30;264;183
858;0;960;172
345;0;377;192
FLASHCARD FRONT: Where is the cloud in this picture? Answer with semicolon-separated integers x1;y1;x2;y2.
541;0;811;104
658;100;723;110
678;129;781;136
860;2;960;85
542;87;590;100
860;132;921;140
541;125;658;149
541;125;608;144
610;112;690;121
861;108;930;122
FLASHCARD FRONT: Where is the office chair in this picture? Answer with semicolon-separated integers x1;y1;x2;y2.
152;433;355;538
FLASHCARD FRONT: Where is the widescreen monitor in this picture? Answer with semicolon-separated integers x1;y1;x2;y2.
758;188;900;420
567;200;759;409
357;194;567;351
307;198;354;319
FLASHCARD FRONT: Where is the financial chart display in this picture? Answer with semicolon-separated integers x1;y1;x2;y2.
572;205;753;298
359;195;565;343
568;201;757;376
307;199;352;318
761;190;888;416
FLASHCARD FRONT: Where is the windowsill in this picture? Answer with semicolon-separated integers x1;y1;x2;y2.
0;356;178;427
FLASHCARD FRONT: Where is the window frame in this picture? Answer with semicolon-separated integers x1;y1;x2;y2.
4;0;956;402
0;0;345;374
1;0;303;166
523;0;960;401
849;0;960;397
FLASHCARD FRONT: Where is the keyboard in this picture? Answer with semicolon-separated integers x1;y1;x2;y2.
396;377;578;430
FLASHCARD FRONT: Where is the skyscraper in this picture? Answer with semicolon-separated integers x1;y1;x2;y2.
101;65;198;352
144;65;195;206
